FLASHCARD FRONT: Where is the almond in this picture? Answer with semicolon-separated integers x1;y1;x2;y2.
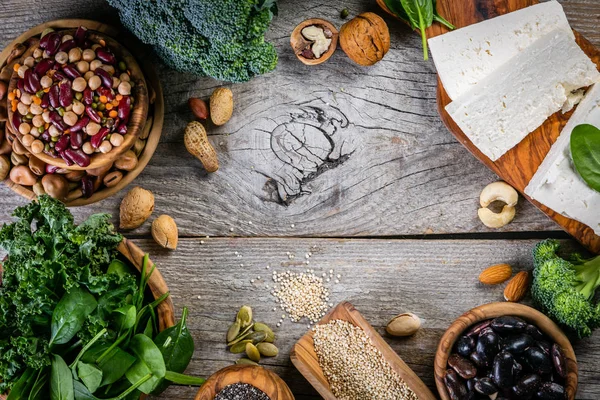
151;215;178;250
504;271;531;302
479;264;513;285
188;97;208;121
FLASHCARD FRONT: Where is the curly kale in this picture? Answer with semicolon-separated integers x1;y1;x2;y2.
107;0;278;82
532;239;600;338
0;196;136;391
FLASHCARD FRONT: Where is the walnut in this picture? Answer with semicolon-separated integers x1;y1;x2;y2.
339;12;390;66
290;18;339;65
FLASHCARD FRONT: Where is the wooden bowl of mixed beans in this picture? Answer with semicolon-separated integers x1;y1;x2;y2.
6;25;148;171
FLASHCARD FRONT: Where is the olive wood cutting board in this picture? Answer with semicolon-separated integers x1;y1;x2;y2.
380;0;600;253
290;301;436;400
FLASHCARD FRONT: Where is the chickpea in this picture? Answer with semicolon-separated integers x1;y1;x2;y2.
29;103;43;115
55;51;68;64
17;102;29;115
63;111;78;127
91;44;101;51
68;48;82;63
48;125;60;137
90;59;102;71
23;56;35;68
61;34;74;43
20;92;32;105
19;122;31;135
32;114;45;128
40;75;53;89
88;75;102;91
112;77;121;89
86;122;101;136
119;72;130;82
84;71;94;81
72;100;85;115
101;64;115;75
99;140;113;154
17;65;28;79
82;49;95;62
110;133;124;147
76;60;90;74
31;140;44;154
33;48;43;59
118;81;132;96
82;142;94;155
30;129;41;138
72;77;87;92
21;134;35;147
42;111;51;124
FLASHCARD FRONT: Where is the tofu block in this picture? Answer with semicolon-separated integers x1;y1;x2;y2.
445;29;600;161
525;83;600;235
429;1;573;101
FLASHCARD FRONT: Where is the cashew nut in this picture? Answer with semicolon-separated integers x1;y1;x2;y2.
478;181;519;228
479;181;518;207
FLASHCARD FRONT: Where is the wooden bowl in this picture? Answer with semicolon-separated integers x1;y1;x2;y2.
290;18;338;65
194;365;294;400
434;302;578;400
290;301;436;400
7;25;149;171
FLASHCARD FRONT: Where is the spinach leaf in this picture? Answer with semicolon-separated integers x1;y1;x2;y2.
125;334;166;394
50;286;97;346
114;305;136;332
81;342;136;386
74;377;148;400
571;123;600;192
50;355;74;400
6;368;36;400
164;371;206;385
77;362;102;394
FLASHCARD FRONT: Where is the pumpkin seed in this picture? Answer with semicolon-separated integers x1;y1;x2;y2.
265;330;275;343
227;323;255;346
246;343;261;362
247;331;267;344
237;305;253;329
236;358;259;366
254;322;274;336
256;342;279;357
226;321;241;343
230;340;251;354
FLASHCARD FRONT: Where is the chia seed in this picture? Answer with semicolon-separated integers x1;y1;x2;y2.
214;383;271;400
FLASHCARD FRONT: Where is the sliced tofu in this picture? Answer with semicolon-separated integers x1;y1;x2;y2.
525;84;600;235
429;1;572;101
445;29;600;162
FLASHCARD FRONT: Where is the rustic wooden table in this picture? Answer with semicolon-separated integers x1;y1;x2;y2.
1;0;600;398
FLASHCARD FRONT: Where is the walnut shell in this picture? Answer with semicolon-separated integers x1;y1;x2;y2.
290;18;339;66
339;12;390;66
151;214;178;250
119;186;155;229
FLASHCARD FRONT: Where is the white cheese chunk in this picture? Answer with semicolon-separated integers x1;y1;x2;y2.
525;83;600;235
561;89;585;114
429;1;573;101
445;29;600;162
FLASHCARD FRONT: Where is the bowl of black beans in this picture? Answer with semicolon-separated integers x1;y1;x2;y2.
434;302;577;400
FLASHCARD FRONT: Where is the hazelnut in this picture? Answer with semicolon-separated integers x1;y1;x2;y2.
339;12;390;66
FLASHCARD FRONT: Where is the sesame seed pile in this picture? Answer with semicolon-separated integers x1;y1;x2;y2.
313;320;419;400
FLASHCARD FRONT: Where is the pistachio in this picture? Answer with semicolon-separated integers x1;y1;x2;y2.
237;305;253;329
245;343;261;363
386;312;422;337
236;358;259;366
230;340;251;354
227;321;241;343
256;342;279;357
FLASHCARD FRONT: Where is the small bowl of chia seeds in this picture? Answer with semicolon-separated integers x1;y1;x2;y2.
194;365;294;400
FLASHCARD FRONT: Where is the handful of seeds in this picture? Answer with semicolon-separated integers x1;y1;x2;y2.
227;305;279;365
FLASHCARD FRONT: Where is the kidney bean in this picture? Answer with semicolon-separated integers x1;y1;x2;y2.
54;134;70;153
502;334;534;355
524;347;552;375
69;116;90;133
45;33;62;56
45;164;60;174
64;148;90;168
97;86;114;101
74;26;87;47
91;127;110;149
58;39;76;53
551;344;567;379
11;112;21;131
466;378;477;392
70;132;84;149
513;373;542;398
467;320;492;338
536;340;552;356
41;131;51;142
53;70;68;82
81;175;94;198
94;67;113;88
59;150;74;166
96;48;116;65
85;106;101;123
525;325;546;341
49;84;60;108
41;93;50;109
475;329;499;367
444;369;468;400
118;96;131;123
456;335;476;358
17;78;25;93
513;358;524;380
34;59;55;76
23;70;34;93
59;80;73;107
27;71;41;92
474;377;497;395
536;382;566;400
491;316;527;334
116;122;128;135
40;32;53;49
82;87;93;105
62;64;81;79
492;351;515;389
448;354;477;380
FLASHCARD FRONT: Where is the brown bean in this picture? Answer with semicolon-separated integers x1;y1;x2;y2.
66;188;83;202
103;170;123;188
65;170;86;182
42;174;69;201
12;139;28;156
10;165;37;186
87;162;113;177
114;150;138;171
0;155;10;180
448;354;478;379
11;152;28;166
28;156;46;176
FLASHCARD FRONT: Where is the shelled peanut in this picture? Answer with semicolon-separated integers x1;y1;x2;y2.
9;26;135;168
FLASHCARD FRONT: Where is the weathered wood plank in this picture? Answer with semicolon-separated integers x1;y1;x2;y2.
117;237;600;399
1;0;599;237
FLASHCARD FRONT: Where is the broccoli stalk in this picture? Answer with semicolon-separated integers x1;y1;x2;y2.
532;239;600;338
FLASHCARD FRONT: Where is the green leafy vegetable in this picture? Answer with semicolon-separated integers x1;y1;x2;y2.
164;371;206;385
125;334;166;394
50;287;98;346
571;123;600;192
6;368;36;400
50;355;74;400
114;305;136;332
28;368;49;400
76;362;102;394
383;0;454;59
80;342;136;387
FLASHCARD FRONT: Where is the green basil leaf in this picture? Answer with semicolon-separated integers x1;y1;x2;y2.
50;355;74;400
81;342;136;386
571;123;600;192
50;286;98;346
125;334;166;394
432;0;455;29
77;362;102;394
6;368;36;400
114;305;136;331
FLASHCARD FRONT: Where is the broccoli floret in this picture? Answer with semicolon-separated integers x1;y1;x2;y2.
532;239;600;338
107;0;278;83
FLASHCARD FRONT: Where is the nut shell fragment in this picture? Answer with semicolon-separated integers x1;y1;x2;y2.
119;186;154;229
386;312;421;337
151;214;178;250
340;12;390;66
